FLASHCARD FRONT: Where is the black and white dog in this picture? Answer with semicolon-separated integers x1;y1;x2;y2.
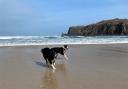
41;45;68;69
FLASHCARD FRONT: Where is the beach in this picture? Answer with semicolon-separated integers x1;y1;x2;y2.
0;44;128;89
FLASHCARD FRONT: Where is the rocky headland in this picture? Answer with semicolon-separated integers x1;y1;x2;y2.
63;18;128;36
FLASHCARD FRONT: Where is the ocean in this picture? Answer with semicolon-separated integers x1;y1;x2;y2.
0;36;128;46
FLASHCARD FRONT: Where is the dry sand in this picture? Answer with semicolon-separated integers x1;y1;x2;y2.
0;44;128;89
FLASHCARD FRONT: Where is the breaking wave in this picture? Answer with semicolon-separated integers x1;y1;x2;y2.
0;36;128;46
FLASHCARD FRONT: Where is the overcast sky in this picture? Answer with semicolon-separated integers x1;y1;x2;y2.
0;0;128;36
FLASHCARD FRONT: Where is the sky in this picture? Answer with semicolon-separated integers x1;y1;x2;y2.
0;0;128;36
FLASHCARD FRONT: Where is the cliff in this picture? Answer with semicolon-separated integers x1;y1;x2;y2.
66;18;128;36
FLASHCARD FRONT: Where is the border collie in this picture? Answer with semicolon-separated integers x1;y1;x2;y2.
41;45;68;69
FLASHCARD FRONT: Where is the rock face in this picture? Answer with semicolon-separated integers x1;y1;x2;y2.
67;19;128;36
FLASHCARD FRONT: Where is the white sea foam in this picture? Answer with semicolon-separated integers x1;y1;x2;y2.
0;36;128;46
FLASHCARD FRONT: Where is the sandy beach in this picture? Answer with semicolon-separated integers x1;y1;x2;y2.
1;44;128;89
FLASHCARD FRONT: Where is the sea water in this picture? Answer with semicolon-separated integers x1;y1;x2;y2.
0;36;128;46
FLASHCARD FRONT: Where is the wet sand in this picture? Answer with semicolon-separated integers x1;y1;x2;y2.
1;44;128;89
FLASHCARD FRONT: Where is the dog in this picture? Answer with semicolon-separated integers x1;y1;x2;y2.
51;45;68;60
41;48;56;69
41;45;68;69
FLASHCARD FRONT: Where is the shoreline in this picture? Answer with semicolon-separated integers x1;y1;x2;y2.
0;42;128;47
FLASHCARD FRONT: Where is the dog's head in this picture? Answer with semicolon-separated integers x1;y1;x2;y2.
64;45;68;50
59;45;68;55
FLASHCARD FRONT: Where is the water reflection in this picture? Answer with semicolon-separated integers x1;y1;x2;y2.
41;69;58;89
41;63;68;89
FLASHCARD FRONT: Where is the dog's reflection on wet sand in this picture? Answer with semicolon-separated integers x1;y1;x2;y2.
41;63;69;89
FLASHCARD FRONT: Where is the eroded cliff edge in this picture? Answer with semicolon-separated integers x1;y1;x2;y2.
65;18;128;36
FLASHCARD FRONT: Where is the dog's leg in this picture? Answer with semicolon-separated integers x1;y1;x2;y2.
52;60;55;66
46;59;50;65
64;54;68;60
46;59;48;64
49;60;56;69
55;54;58;59
53;62;55;66
51;64;56;69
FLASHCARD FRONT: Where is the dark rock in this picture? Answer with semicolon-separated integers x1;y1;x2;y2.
66;18;128;36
